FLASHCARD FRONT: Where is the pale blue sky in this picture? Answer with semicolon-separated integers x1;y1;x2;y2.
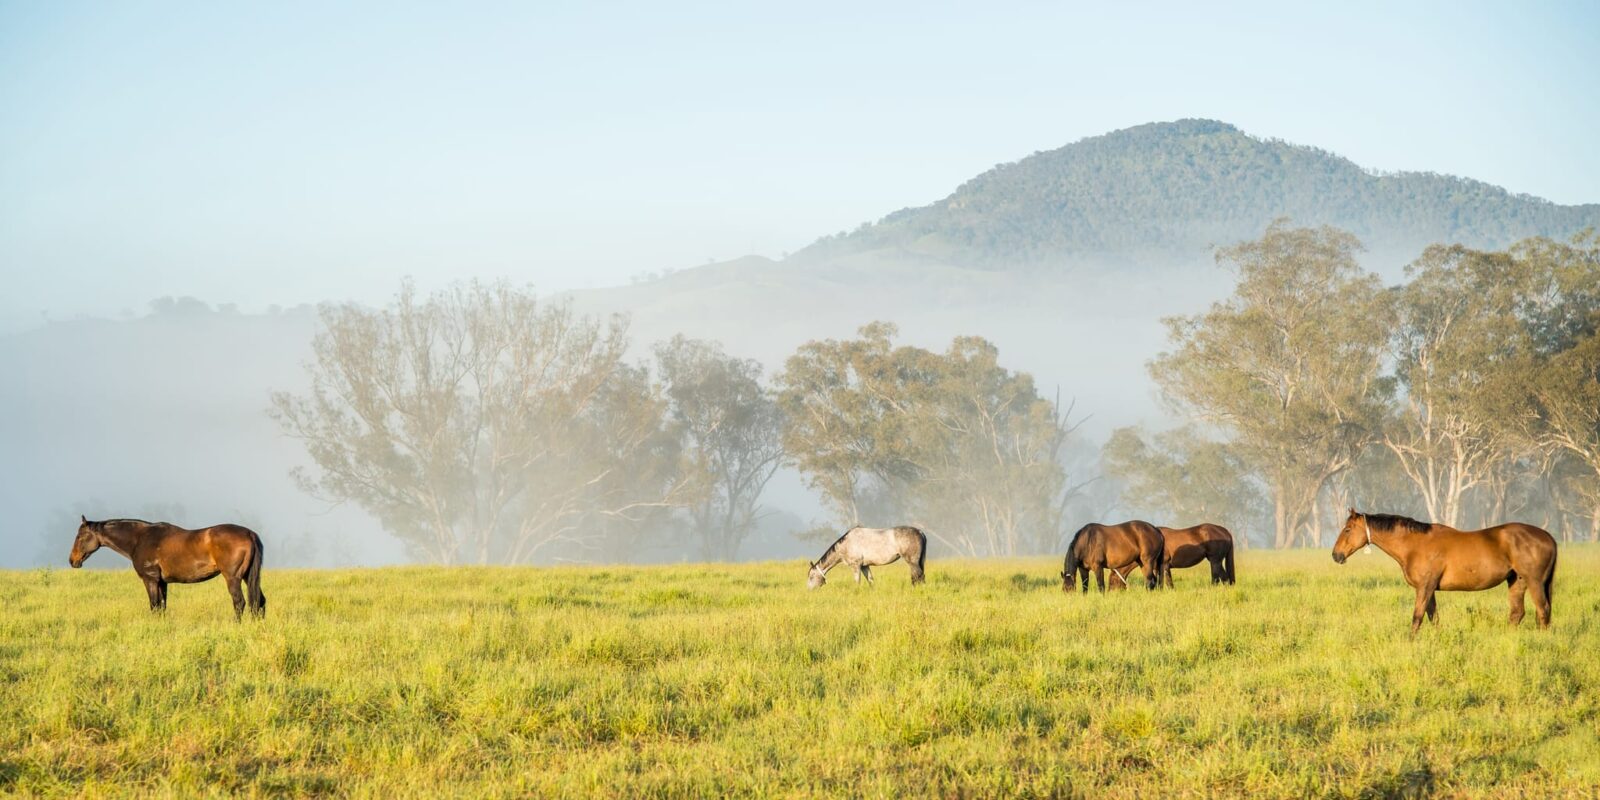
2;1;1597;329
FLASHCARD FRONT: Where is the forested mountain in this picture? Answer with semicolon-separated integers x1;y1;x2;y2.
797;119;1600;267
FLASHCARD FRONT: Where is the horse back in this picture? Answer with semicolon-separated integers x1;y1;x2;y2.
145;523;260;582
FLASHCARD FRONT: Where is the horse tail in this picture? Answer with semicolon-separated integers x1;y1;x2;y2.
1543;547;1556;607
246;531;266;617
1063;524;1091;592
910;527;927;585
1224;539;1237;585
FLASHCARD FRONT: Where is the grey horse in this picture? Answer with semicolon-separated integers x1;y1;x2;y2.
807;526;927;588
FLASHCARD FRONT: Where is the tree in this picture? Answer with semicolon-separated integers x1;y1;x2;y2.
270;281;692;564
1522;236;1600;540
654;336;784;561
1101;426;1265;546
776;323;1081;556
1150;221;1391;548
1382;244;1528;526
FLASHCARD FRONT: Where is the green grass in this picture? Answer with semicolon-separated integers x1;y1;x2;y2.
2;548;1597;797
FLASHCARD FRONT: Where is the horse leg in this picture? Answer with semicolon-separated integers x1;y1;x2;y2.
142;577;163;613
861;565;874;586
1410;578;1439;637
226;574;246;621
852;565;862;585
1094;566;1106;593
1528;570;1552;629
1425;594;1438;626
1209;557;1223;585
1077;567;1089;594
1506;572;1526;627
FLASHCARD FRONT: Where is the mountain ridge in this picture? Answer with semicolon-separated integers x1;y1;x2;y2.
792;118;1600;269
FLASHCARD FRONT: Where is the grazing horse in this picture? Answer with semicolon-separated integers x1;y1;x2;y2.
1331;509;1556;633
807;526;927;588
1108;523;1235;589
69;516;267;619
1060;521;1166;593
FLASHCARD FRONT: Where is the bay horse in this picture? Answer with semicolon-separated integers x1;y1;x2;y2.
1108;523;1235;589
69;516;267;619
807;526;927;588
1331;509;1556;633
1060;521;1166;593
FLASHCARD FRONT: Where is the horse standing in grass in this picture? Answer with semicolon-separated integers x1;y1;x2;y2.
1108;523;1235;589
1331;509;1556;633
69;516;267;619
807;526;927;588
1060;521;1166;593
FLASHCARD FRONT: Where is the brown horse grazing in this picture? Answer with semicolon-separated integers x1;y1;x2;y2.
1108;523;1236;589
1060;521;1166;593
1331;509;1556;634
70;516;266;619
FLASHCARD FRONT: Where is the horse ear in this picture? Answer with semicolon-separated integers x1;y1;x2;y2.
80;514;87;524
1347;507;1357;516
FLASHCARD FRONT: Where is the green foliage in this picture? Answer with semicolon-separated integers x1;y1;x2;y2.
1102;426;1266;540
3;549;1597;795
655;336;785;561
776;323;1077;556
798;120;1600;267
1149;222;1392;547
270;281;693;565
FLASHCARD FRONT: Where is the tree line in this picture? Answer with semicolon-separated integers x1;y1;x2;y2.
1107;221;1600;547
271;222;1599;561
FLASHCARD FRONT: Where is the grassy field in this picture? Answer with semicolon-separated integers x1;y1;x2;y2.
1;547;1597;798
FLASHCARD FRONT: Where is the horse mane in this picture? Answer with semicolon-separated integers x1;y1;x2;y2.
817;526;857;561
1364;513;1432;535
87;518;156;533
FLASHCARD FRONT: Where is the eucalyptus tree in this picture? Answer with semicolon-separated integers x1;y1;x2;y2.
655;336;784;561
1382;244;1528;526
1102;426;1265;546
776;323;1079;556
271;281;692;564
1150;221;1391;548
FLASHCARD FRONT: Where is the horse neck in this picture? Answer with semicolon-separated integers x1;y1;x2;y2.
95;522;144;559
815;542;845;572
1365;524;1417;564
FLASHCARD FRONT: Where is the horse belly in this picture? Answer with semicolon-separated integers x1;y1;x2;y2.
1167;544;1205;569
1439;563;1507;592
165;563;221;583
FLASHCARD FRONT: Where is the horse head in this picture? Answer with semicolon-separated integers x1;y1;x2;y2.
1330;508;1370;564
806;561;827;589
69;515;101;568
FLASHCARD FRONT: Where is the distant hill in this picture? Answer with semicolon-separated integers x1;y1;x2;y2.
795;119;1600;268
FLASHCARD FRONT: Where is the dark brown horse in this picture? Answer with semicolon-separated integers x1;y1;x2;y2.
1107;523;1236;589
1331;509;1556;633
70;516;266;619
1060;520;1166;593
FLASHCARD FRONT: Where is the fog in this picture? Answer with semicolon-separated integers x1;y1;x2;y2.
0;251;1231;568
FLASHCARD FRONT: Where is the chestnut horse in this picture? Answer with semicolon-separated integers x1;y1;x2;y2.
69;516;266;619
1108;523;1236;589
1060;521;1166;593
1331;509;1556;633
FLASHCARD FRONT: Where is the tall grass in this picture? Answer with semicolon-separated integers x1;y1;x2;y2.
1;548;1596;797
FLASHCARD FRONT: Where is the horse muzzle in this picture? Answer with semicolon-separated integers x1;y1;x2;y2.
1331;551;1346;565
69;557;84;569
